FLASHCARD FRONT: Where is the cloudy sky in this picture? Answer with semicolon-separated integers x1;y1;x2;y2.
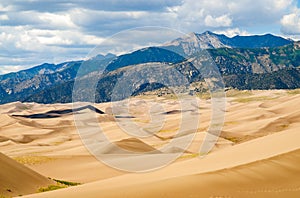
1;0;300;74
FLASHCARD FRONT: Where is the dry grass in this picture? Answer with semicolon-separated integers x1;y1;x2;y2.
223;136;240;143
13;156;54;165
158;126;180;134
287;89;300;95
196;92;211;100
233;96;277;103
224;121;239;126
178;153;199;160
161;94;178;100
226;89;253;97
133;118;151;124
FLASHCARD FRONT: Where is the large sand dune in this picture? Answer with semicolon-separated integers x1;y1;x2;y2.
0;152;53;197
21;125;300;197
0;89;299;197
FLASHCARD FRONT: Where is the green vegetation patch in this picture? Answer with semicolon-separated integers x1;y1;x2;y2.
53;179;80;186
38;179;80;193
38;185;65;193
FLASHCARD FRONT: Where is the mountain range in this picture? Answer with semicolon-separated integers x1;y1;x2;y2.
0;31;299;104
163;31;292;56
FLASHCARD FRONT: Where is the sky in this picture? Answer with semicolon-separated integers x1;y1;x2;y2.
1;0;300;74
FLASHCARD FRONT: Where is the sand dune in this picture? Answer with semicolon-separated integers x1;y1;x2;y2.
90;149;300;198
28;155;124;184
0;152;53;197
12;105;105;119
0;90;299;197
22;127;300;197
114;138;159;153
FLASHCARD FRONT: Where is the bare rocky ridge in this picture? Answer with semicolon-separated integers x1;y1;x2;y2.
163;31;292;56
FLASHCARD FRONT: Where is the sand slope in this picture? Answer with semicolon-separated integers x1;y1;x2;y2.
0;153;53;197
89;149;300;198
22;126;300;198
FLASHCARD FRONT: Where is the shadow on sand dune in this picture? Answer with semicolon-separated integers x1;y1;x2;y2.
12;105;105;119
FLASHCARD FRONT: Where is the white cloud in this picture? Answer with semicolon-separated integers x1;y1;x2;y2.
214;28;249;37
0;3;13;12
0;65;30;75
204;14;232;27
175;0;295;32
0;14;9;20
0;0;298;74
0;26;105;51
273;0;294;11
38;13;77;29
281;8;300;35
89;27;185;57
0;25;107;74
1;11;79;30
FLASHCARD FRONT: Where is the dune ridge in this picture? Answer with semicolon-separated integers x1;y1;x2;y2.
0;152;53;197
21;127;300;197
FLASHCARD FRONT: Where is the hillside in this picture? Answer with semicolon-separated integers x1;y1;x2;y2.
25;42;300;104
0;54;115;104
